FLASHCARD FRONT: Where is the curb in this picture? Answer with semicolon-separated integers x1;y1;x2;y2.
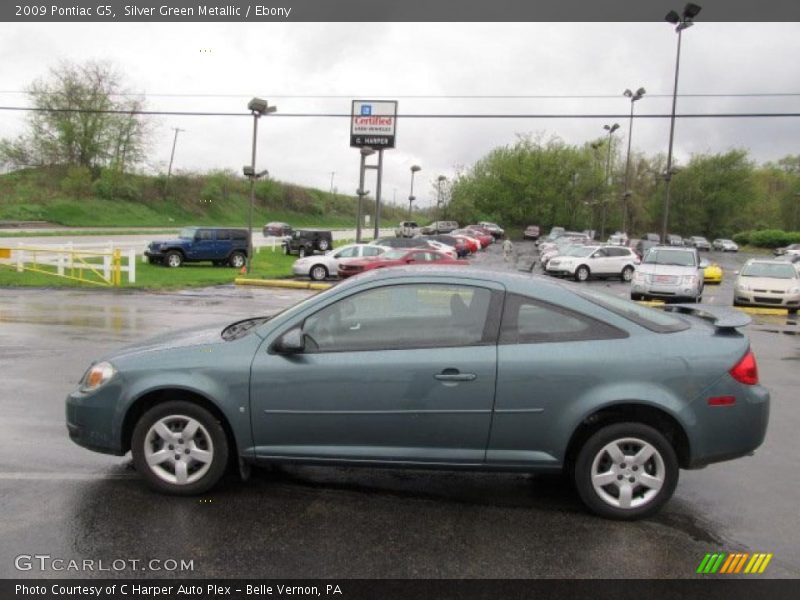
235;278;332;291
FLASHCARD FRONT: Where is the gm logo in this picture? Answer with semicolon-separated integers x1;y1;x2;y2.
697;552;773;574
360;105;372;116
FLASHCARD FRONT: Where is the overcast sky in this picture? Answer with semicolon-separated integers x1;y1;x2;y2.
1;22;799;208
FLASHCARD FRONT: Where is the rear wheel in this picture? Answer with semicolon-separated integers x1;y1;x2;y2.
575;265;590;282
621;266;634;282
574;422;678;520
630;293;642;301
229;252;246;269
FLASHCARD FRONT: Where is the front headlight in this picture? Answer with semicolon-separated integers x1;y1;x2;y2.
632;271;644;282
738;283;750;292
80;361;116;392
683;275;698;285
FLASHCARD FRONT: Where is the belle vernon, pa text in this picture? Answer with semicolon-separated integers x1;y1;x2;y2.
16;584;343;596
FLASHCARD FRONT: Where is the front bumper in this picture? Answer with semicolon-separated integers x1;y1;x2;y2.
734;290;800;308
631;280;701;299
65;384;126;456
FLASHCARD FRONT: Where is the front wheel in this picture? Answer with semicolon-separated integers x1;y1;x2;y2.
298;246;307;258
621;266;634;282
131;401;229;495
573;422;678;520
309;264;328;281
575;265;590;282
164;251;183;268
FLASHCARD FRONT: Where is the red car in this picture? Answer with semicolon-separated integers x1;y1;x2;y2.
464;227;495;248
337;248;466;279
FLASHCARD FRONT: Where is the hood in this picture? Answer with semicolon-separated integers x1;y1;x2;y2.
736;276;797;291
103;321;234;362
637;263;699;277
149;238;183;246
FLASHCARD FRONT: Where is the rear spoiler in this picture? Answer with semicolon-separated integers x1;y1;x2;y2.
663;304;751;332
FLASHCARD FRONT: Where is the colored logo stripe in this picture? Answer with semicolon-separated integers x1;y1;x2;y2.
698;552;773;574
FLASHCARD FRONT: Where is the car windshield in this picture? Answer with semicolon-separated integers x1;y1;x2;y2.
741;263;797;279
643;248;696;267
178;228;196;239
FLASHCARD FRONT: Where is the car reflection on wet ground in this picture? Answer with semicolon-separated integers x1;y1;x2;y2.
1;246;798;578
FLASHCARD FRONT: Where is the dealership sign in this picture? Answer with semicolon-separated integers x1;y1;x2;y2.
350;100;398;149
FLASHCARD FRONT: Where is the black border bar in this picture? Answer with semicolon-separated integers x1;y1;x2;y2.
4;579;800;600
3;0;800;22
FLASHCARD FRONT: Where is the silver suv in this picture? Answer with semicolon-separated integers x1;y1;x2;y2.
630;246;707;302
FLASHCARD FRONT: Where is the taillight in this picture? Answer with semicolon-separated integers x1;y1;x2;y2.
729;350;759;385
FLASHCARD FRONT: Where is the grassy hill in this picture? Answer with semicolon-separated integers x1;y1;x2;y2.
0;166;414;229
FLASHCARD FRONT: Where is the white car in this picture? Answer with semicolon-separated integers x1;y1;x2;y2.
421;239;458;259
292;243;387;281
630;246;706;303
712;238;739;252
734;259;800;313
547;245;640;282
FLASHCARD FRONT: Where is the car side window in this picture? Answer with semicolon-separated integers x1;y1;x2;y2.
217;230;231;241
593;249;608;258
363;246;382;256
500;294;627;344
302;284;496;352
198;230;214;241
336;247;358;258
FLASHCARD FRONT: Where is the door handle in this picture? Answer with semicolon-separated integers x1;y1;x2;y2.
434;370;477;382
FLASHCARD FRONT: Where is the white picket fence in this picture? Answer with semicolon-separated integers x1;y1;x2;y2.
10;241;138;284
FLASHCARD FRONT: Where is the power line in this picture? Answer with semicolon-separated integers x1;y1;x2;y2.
1;106;799;119
1;91;800;99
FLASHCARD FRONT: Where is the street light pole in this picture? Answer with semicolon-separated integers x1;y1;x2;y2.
408;165;421;219
356;146;375;243
663;3;701;242
602;123;620;241
437;175;446;220
244;97;276;274
622;87;645;234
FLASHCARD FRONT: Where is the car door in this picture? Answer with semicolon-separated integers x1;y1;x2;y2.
214;229;232;260
249;281;503;464
191;229;216;259
589;248;613;275
487;294;629;466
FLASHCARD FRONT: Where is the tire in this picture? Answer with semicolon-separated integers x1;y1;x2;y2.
298;246;307;258
131;400;229;495
631;293;642;301
228;252;246;269
317;238;330;252
621;266;634;282
309;264;328;281
575;265;590;282
164;251;183;268
573;422;678;520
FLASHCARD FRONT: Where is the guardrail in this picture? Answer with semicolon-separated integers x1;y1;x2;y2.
0;242;137;286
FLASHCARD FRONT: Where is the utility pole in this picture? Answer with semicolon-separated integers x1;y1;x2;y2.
164;127;184;196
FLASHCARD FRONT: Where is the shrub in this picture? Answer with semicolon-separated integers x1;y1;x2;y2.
732;231;750;246
59;166;93;198
92;168;142;201
747;229;800;248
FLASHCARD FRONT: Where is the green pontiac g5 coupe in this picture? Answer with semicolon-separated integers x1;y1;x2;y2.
66;267;769;519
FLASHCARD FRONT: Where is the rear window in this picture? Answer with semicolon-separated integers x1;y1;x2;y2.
578;288;690;333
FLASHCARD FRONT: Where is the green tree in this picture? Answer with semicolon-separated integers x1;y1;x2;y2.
0;60;149;172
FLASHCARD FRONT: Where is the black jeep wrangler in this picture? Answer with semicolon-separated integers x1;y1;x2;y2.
282;229;333;257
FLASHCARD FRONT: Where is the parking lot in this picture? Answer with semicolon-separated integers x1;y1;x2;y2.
1;241;798;579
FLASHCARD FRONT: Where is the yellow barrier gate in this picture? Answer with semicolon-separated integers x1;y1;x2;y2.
0;245;124;286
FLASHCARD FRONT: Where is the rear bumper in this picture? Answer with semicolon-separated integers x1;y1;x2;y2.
684;380;770;468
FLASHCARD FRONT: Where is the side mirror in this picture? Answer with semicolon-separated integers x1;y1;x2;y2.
699;259;709;269
273;328;305;354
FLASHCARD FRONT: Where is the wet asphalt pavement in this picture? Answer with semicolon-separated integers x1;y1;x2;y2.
0;241;798;579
